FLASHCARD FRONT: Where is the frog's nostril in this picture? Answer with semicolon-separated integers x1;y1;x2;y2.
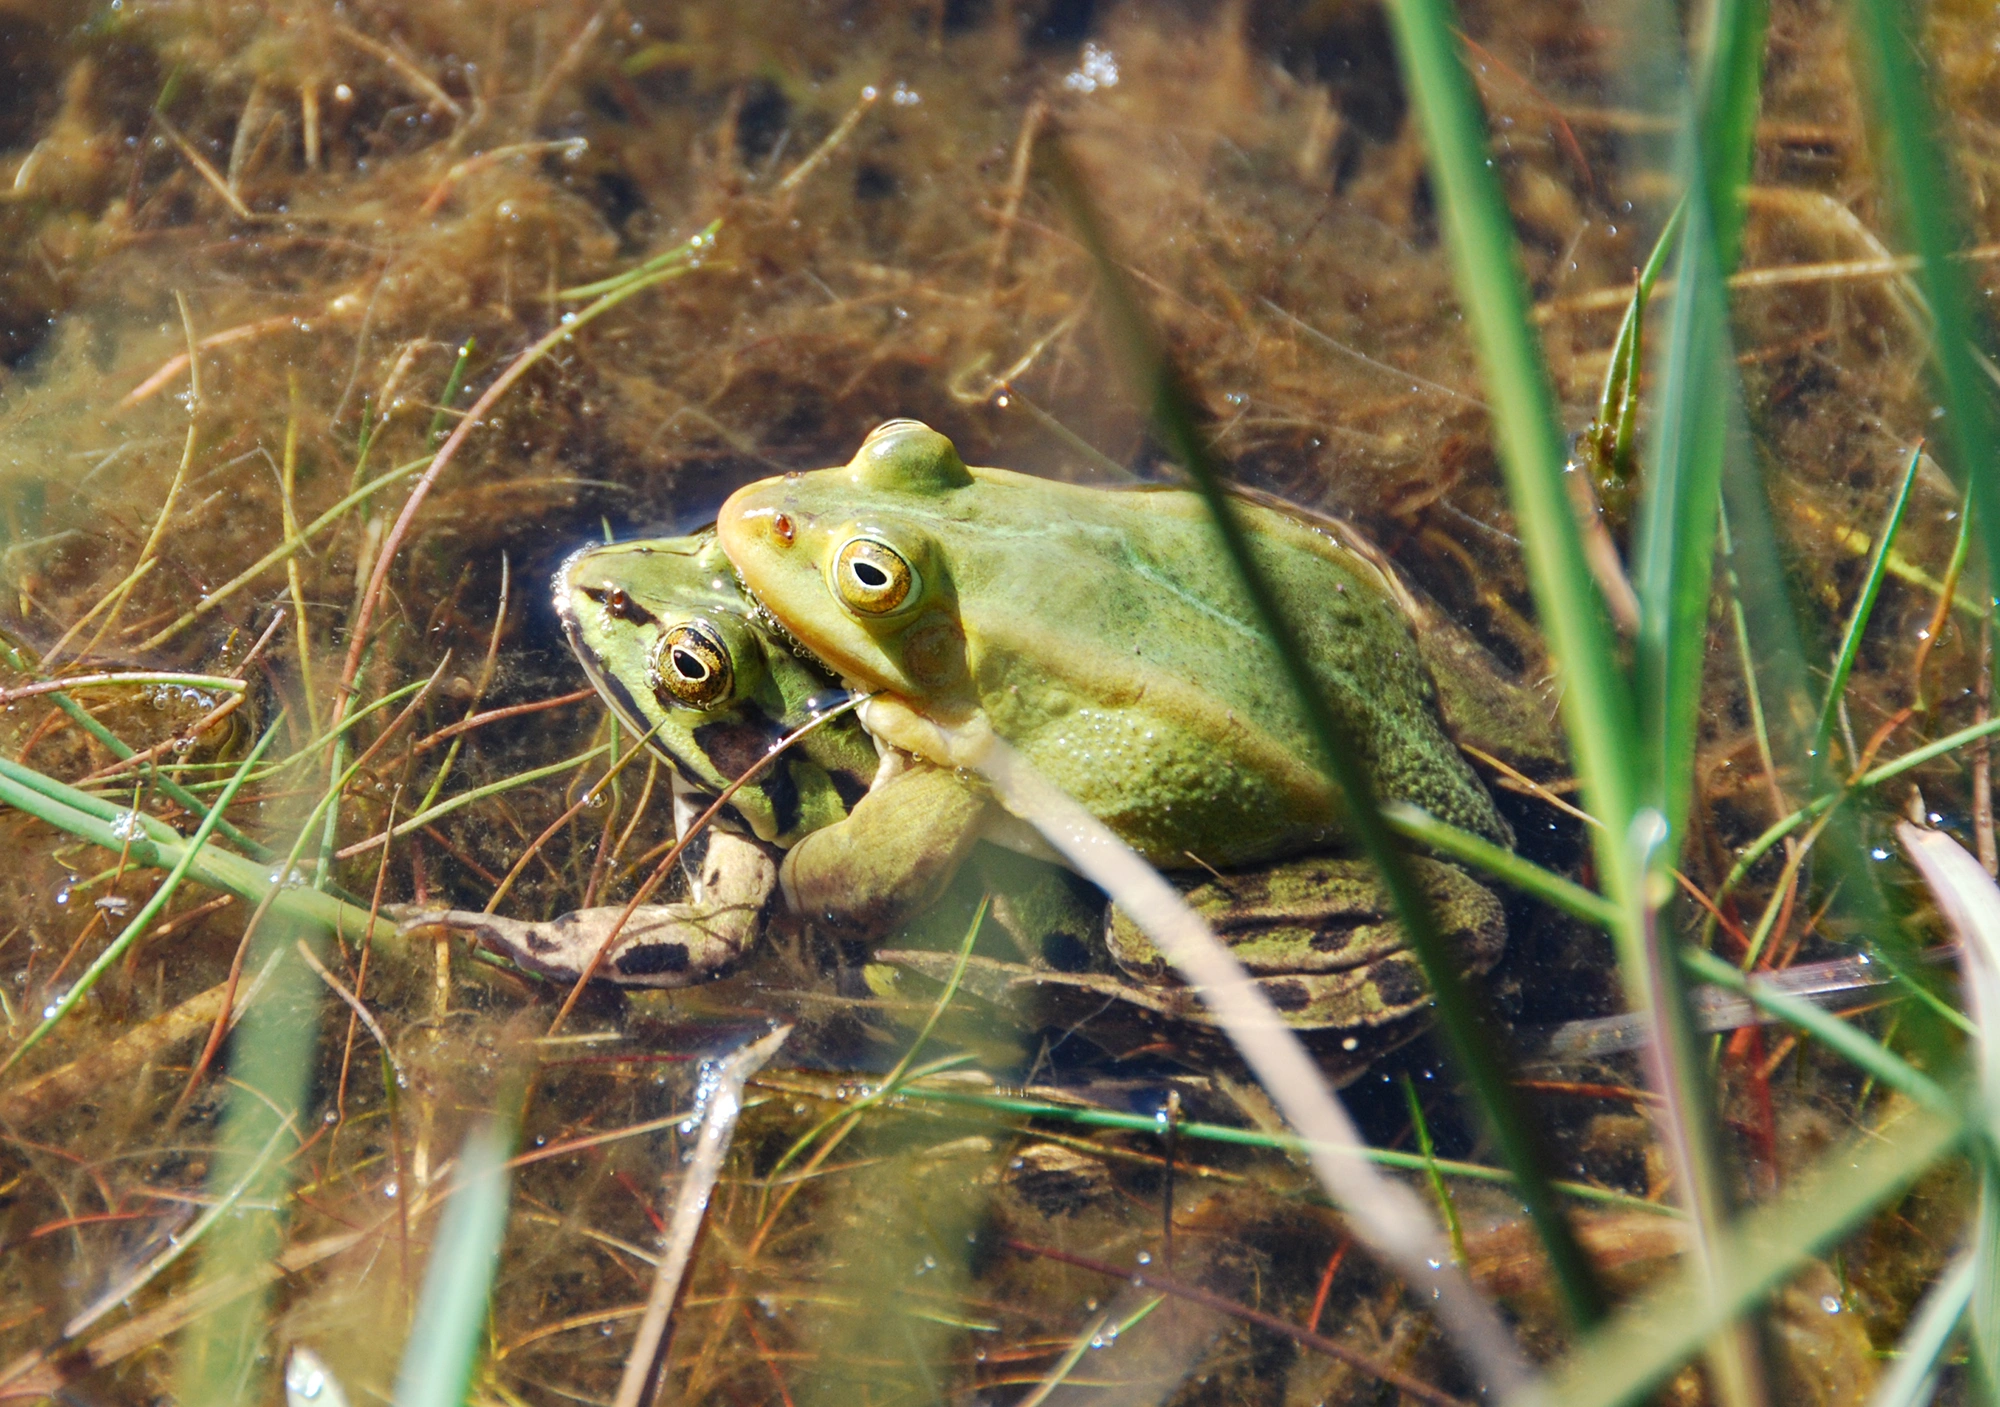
772;512;794;544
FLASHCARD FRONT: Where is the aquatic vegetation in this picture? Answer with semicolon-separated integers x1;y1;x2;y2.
1;0;1999;1402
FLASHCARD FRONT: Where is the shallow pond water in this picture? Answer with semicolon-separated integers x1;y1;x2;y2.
0;0;1992;1402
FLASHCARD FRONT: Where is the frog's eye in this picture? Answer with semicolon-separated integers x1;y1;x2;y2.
649;621;733;709
832;536;915;615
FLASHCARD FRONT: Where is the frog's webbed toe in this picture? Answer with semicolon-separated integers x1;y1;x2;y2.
392;830;779;988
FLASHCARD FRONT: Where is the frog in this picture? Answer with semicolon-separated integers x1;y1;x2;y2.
703;418;1538;1066
409;415;1545;1076
401;489;1516;1081
715;418;1515;901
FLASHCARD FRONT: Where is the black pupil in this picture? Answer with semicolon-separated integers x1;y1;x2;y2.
854;561;888;588
672;648;708;681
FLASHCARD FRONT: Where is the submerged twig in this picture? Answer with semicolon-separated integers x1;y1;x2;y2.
611;1026;790;1407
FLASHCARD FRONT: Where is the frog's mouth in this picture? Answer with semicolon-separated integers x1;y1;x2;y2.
551;548;659;755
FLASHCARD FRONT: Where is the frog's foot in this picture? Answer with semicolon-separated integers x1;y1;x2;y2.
779;757;991;938
394;830;779;987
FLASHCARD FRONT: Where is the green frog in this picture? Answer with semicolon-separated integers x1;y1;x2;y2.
555;520;1509;1072
715;419;1516;895
395;533;880;986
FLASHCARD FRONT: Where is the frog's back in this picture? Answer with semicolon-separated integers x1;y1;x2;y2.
951;467;1510;860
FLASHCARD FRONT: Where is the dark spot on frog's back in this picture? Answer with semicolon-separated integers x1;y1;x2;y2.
1309;919;1365;953
1263;978;1313;1012
692;718;801;834
1369;956;1427;1008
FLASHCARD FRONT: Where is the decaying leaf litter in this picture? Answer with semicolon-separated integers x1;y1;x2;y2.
0;0;1996;1401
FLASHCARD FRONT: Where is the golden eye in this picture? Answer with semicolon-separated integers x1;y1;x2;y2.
833;537;914;615
649;621;733;709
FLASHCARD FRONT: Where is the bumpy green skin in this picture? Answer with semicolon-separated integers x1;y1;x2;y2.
553;532;878;846
717;421;1511;871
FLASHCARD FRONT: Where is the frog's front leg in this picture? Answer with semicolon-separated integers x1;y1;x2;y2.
779;754;992;938
394;826;777;987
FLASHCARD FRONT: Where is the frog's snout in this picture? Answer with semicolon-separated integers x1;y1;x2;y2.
717;486;801;560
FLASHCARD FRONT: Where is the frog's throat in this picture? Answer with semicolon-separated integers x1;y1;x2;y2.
857;702;1065;870
857;696;996;774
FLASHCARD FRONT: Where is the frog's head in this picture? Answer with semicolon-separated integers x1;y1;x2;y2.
553;533;873;846
719;420;977;713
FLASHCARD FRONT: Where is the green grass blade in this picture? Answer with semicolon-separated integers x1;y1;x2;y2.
1814;444;1923;761
177;915;326;1402
1632;0;1762;843
1383;0;1640;913
1404;1075;1470;1268
1850;0;2000;603
1;716;282;1074
897;1084;1675;1216
390;1116;516;1407
1383;803;1619;930
1625;81;1763;1393
1597;199;1685;478
1632;217;1734;845
1627;11;1769;1398
1693;0;1767;270
0;757;394;946
1514;1108;1964;1407
423;337;475;448
1047;146;1608;1332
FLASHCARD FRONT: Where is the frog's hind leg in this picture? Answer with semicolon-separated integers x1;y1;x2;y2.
779;757;991;939
392;828;778;987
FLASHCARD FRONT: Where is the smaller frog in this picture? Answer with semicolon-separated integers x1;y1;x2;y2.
398;532;880;985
